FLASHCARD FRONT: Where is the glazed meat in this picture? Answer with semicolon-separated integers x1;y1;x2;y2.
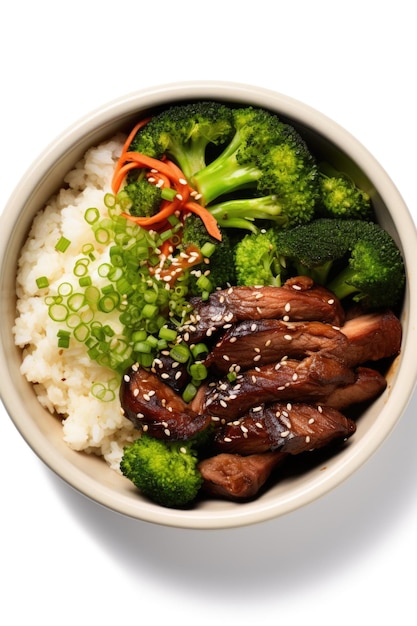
340;309;402;366
205;318;349;374
203;353;355;420
120;364;211;440
324;366;387;410
183;276;345;342
214;402;356;455
198;451;287;500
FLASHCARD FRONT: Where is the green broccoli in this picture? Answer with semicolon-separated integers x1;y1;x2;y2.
120;434;203;508
129;101;234;180
121;177;163;218
191;106;320;231
318;164;374;221
271;218;405;308
181;213;236;296
234;230;281;286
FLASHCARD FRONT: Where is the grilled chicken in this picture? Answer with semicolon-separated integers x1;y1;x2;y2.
183;276;345;343
204;318;349;374
340;309;402;366
198;451;287;500
214;402;356;455
120;364;211;440
203;353;355;420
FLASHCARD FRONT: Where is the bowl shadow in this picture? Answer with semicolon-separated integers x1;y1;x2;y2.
45;387;417;601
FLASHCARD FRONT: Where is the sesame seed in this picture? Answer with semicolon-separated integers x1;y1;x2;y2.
251;375;257;383
284;334;292;341
252;406;263;412
164;428;171;437
292;373;298;381
253;354;262;362
222;354;230;361
255;422;263;429
305;435;311;443
254;347;261;353
284;302;291;312
240;425;249;433
224;437;232;443
133;388;139;397
220;400;228;408
179;178;187;185
280;430;290;438
229;337;237;343
327;298;335;304
265;339;272;347
251;323;257;332
136;413;144;419
123;374;130;382
308;418;315;424
292;284;302;290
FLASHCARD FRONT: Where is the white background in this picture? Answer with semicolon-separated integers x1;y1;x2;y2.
1;2;416;624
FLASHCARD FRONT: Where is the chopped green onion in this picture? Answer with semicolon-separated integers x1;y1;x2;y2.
84;207;100;224
36;276;49;289
79;276;92;287
169;343;191;364
161;187;177;201
158;326;178;342
191;343;209;360
200;242;216;258
189;362;208;381
55;236;71;253
182;382;198;403
142;303;158;319
49;303;68;322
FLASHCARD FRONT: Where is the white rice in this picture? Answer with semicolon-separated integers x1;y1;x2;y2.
13;135;138;471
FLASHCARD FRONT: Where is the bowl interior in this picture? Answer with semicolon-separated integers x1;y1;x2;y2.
1;81;416;529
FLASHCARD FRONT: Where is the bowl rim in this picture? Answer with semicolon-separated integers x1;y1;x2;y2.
1;80;417;529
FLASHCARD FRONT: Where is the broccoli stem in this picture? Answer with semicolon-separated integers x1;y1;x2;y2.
207;195;294;233
327;265;360;300
192;133;261;204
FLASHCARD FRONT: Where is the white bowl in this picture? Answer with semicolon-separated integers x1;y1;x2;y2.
1;80;416;529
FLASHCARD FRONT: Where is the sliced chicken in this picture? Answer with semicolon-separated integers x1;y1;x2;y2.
340;309;402;366
183;276;345;343
198;451;287;500
204;318;349;374
203;353;355;420
119;364;211;440
214;402;356;455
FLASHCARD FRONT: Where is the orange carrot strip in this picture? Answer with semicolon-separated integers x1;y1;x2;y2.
121;199;180;226
112;118;151;193
184;201;222;241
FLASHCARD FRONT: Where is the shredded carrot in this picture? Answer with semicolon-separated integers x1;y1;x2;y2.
112;117;151;194
112;120;222;242
183;201;222;241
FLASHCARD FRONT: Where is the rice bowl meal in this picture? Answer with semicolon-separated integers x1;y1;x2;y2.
2;82;417;528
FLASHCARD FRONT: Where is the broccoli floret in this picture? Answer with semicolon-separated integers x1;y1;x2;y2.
120;434;203;508
122;177;163;217
272;218;405;308
234;230;281;286
129;101;234;180
318;164;374;221
191;106;319;231
181;213;236;295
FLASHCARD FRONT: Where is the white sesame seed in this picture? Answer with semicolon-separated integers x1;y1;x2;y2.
308;418;315;424
220;400;228;408
133;388;139;397
253;354;262;362
280;430;290;438
224;437;232;443
284;334;292;341
164;428;171;437
305;435;311;443
284;302;291;312
123;374;130;382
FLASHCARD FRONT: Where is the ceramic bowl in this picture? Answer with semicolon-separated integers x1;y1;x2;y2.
1;81;416;529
